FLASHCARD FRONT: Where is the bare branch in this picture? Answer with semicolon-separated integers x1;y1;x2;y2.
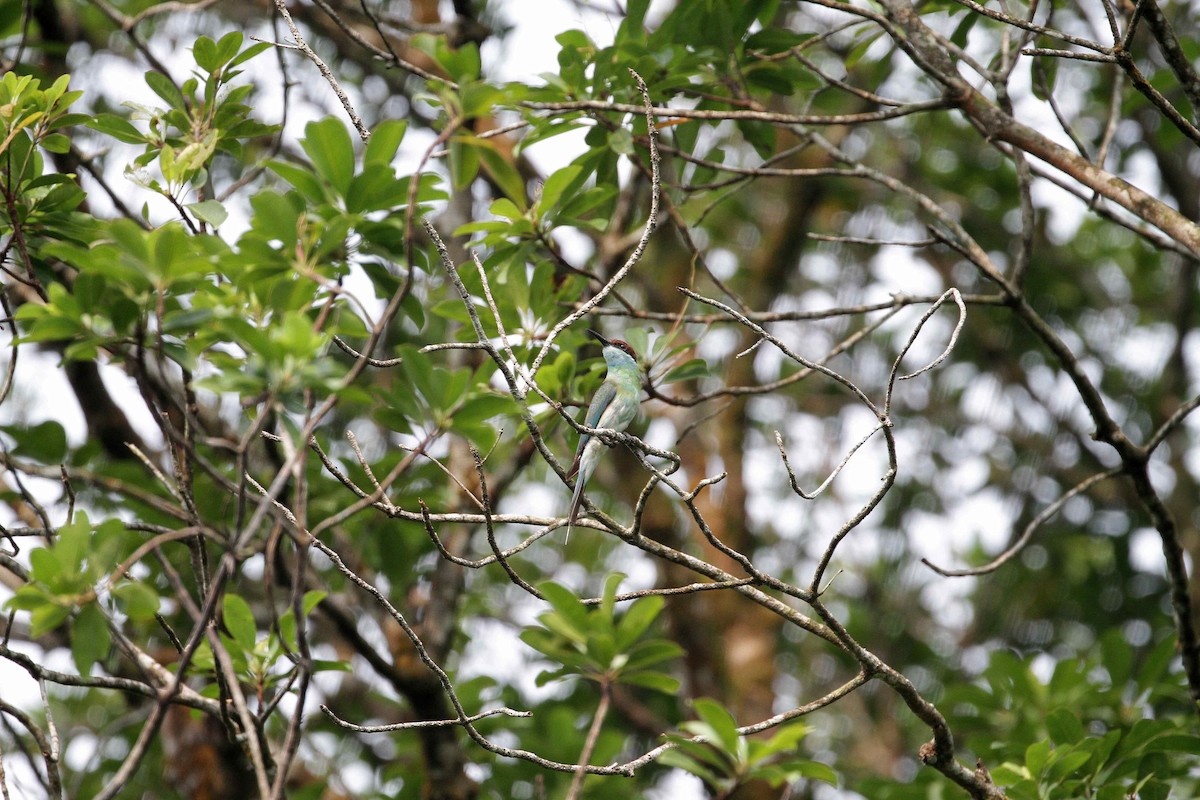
269;0;370;142
320;705;530;732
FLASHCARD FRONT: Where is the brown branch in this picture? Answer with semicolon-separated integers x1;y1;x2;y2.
810;599;1006;799
523;96;955;126
879;0;1200;254
1138;0;1200;122
472;446;541;598
567;681;611;800
269;0;370;142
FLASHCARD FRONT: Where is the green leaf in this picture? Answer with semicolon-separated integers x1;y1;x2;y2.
303;590;327;615
3;420;68;463
1120;718;1174;757
516;119;584;153
1046;708;1085;745
450;393;515;441
1048;748;1092;779
990;762;1031;785
364;119;407;166
657;747;726;786
54;511;91;577
614;595;664;651
227;41;272;70
662;358;710;384
402;290;425;329
449;137;481;190
6;584;53;613
1137;634;1178;693
535;164;583;218
459;82;504;118
440;39;480;82
193;36;218;72
266;160;326;203
745;63;798;95
29;547;64;587
537;581;592;638
162;307;215;333
556;184;616;225
752;722;811;761
41;133;70;153
113;581;161;621
279;590;329;648
187;200;228;227
619;670;680;693
47;111;90;132
214;31;244;68
31;602;71;637
144;70;186;109
782;760;839;786
608;127;634;156
555;28;593;52
223;593;257;648
844;29;885;70
745;28;814;54
489;197;526;222
1143;733;1200;755
72;603;111;677
1141;780;1171;800
950;12;978;48
623;640;684;671
600;572;624;619
1025;739;1051;776
17;312;82;344
475;139;527;208
692;698;742;759
665;734;738;773
302;117;355;196
521;631;588;672
1091;729;1122;771
624;0;652;32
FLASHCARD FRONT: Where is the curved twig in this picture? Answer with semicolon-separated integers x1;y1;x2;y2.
923;467;1122;577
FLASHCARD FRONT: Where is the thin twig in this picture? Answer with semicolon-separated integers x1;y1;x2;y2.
270;0;370;141
320;705;530;732
923;467;1122;577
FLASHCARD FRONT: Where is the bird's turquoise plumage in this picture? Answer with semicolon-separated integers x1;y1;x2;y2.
567;330;641;538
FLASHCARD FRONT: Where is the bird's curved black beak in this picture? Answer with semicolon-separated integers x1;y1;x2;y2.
586;329;611;346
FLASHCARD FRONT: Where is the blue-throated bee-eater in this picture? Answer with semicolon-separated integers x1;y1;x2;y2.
566;329;641;537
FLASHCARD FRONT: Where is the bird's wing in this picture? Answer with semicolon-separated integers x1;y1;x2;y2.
567;381;616;479
584;381;617;428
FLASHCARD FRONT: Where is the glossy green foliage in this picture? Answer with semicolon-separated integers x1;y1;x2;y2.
0;71;89;270
89;32;275;207
520;574;683;692
4;512;157;675
975;638;1198;800
191;591;348;695
862;635;1198;799
658;698;838;793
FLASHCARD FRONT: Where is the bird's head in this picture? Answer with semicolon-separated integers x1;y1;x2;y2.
587;329;639;368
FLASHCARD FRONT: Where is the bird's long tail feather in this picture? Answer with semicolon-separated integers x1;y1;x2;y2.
566;468;586;543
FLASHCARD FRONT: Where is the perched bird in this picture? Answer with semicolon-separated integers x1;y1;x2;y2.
566;329;641;538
